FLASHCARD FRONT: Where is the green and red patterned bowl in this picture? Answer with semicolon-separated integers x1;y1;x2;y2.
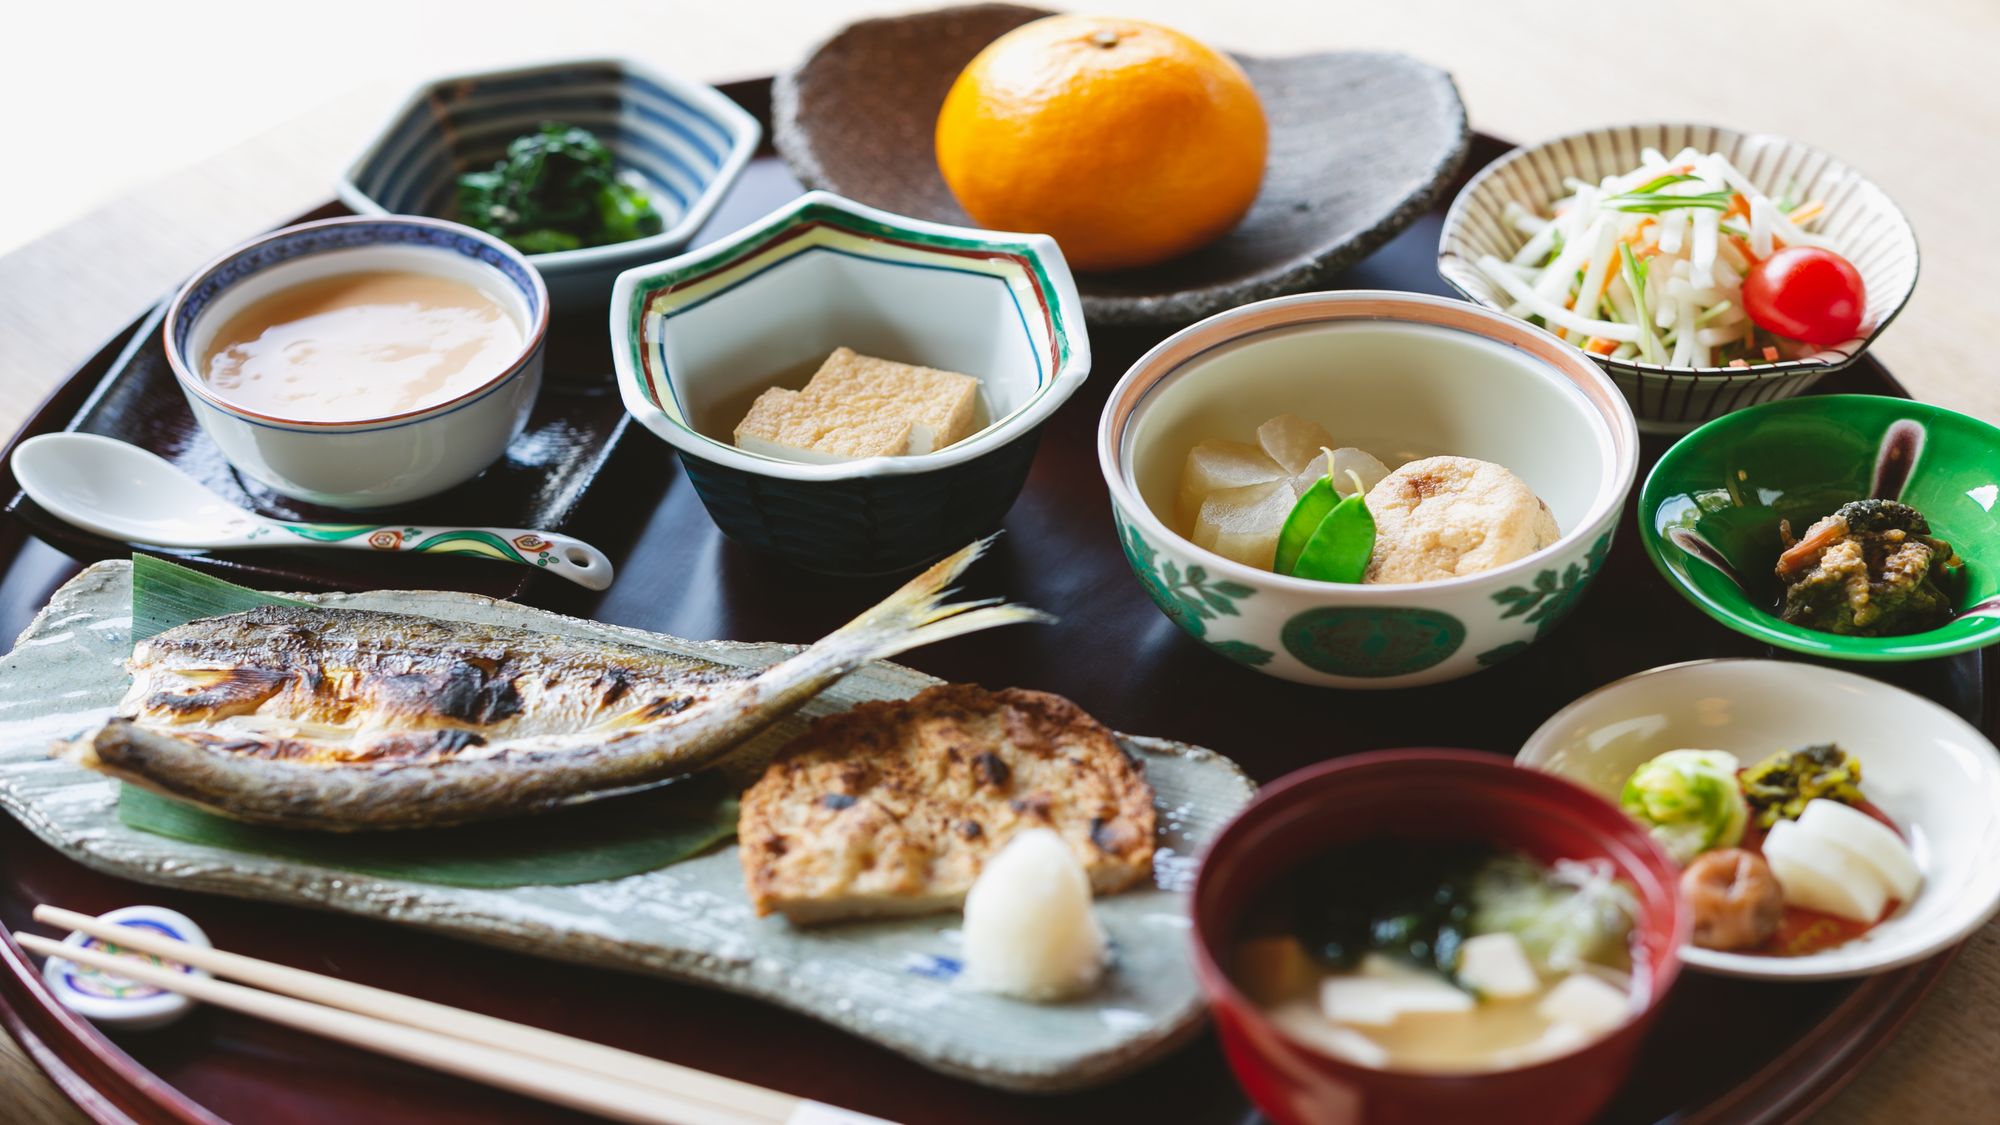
1096;290;1640;689
610;190;1089;575
1639;394;2000;660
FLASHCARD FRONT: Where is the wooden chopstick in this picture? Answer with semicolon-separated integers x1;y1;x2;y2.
33;905;799;1117
18;931;747;1125
21;909;898;1125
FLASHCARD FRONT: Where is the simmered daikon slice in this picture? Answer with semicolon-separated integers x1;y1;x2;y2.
1179;439;1287;525
1194;480;1294;568
1257;413;1336;475
1763;817;1890;923
1288;446;1392;499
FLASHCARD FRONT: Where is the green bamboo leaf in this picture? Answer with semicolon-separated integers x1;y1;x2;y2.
1212;581;1257;599
117;778;738;889
132;554;304;646
1203;591;1238;616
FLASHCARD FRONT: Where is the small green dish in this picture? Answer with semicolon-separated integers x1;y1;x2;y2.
1640;394;2000;661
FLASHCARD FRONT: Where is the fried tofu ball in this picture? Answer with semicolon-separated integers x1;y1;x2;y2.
1363;456;1560;583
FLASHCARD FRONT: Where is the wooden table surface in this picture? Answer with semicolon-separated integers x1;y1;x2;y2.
4;2;1998;1121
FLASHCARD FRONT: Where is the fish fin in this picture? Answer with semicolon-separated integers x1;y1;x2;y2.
50;728;105;772
818;536;1052;665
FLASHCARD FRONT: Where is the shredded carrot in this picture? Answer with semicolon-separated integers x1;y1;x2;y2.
1728;235;1759;264
1762;346;1781;361
1786;200;1826;225
1585;337;1619;355
1726;193;1751;220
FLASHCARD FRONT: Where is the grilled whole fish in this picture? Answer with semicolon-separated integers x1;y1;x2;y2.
57;540;1044;831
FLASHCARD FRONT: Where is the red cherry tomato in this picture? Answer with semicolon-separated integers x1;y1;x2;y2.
1742;246;1867;346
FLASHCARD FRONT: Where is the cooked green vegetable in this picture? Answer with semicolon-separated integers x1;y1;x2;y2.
1775;500;1963;637
455;122;664;253
1276;465;1376;583
1619;749;1749;864
1292;493;1375;583
1741;743;1864;828
1468;854;1637;974
1275;476;1338;575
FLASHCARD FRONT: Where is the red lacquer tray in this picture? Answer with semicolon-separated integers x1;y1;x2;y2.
0;79;1983;1125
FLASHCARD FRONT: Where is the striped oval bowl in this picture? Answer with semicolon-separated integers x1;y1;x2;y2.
610;191;1090;576
1438;123;1918;433
338;58;760;309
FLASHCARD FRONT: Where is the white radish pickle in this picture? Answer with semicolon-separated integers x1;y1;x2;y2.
1762;817;1890;924
1794;799;1921;902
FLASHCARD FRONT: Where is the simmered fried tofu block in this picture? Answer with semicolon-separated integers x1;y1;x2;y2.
734;347;981;463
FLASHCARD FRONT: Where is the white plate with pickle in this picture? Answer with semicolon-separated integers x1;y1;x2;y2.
1518;658;2000;980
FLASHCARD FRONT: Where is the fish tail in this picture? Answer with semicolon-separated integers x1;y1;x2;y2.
813;536;1052;666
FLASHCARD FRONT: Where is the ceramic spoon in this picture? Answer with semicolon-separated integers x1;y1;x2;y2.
10;434;614;591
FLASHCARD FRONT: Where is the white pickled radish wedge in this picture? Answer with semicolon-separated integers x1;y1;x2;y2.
1795;799;1922;902
1289;447;1391;499
1178;440;1286;524
1257;414;1337;475
1763;817;1890;923
1194;480;1294;568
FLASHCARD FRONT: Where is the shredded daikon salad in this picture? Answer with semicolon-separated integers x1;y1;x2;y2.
1477;147;1836;368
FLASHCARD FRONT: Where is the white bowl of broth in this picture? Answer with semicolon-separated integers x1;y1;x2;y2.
164;216;548;508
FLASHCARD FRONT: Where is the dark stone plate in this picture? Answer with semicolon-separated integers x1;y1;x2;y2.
772;3;1471;326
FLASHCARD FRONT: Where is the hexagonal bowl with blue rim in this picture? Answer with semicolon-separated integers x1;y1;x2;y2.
338;58;760;310
610;190;1090;576
1097;290;1639;688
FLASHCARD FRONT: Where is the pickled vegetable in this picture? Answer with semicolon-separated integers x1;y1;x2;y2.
1619;749;1750;863
1740;744;1863;828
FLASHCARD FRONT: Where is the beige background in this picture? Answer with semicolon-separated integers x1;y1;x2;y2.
4;0;1998;1120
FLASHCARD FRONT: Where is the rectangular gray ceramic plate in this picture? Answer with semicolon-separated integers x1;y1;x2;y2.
0;562;1255;1092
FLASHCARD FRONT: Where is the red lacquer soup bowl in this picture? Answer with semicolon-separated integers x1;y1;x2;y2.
1190;750;1688;1125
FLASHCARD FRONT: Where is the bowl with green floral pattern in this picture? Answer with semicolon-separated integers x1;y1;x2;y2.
1640;394;2000;661
1097;290;1640;689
